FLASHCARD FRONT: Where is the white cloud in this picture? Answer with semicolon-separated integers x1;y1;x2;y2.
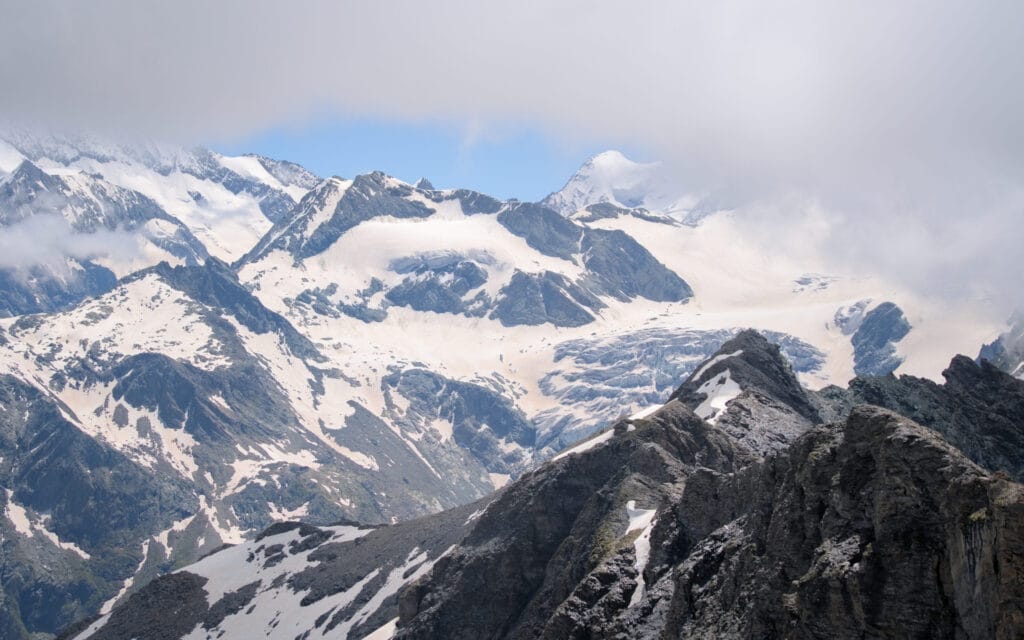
0;214;142;271
0;0;1021;311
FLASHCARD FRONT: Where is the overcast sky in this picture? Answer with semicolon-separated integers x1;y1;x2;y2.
1;0;1022;310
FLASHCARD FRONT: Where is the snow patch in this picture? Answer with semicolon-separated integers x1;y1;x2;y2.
552;428;615;461
693;370;742;423
691;349;743;383
4;491;91;559
624;500;657;608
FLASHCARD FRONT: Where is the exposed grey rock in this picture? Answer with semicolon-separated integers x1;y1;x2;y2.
660;406;1024;640
671;329;821;424
0;260;117;318
835;354;1024;483
70;500;483;640
246;172;435;262
429;188;503;215
382;368;535;476
78;572;210;640
395;406;1024;640
141;258;322;361
397;403;752;640
496;202;582;261
851;301;911;376
385;256;490;316
244;154;322;191
490;270;601;327
572;202;675;225
579;228;692;303
0;375;195;638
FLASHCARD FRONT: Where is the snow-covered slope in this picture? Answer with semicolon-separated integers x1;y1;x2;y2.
0;130;320;263
69;502;478;640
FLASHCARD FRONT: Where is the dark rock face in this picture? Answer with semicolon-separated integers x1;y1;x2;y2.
79;572;210;640
656;407;1024;640
497;203;583;261
839;355;1024;482
301;173;434;259
382;368;535;475
68;502;481;640
395;405;1024;640
397;404;751;640
0;375;194;638
851;301;911;376
144;258;322;360
430;189;503;215
247;172;435;262
385;255;491;316
495;203;692;314
579;228;691;303
572;202;674;225
672;329;821;424
0;260;117;318
491;270;602;327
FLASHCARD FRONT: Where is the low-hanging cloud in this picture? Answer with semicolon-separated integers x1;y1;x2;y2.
1;0;1022;313
0;214;142;273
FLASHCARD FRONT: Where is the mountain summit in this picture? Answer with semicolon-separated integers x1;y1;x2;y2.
543;150;713;223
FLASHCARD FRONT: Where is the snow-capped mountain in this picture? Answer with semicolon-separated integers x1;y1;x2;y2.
0;131;321;318
0;130;320;263
70;332;1024;640
542;150;718;224
0;133;1007;638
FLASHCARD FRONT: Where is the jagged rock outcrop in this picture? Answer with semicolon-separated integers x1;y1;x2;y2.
649;406;1024;639
670;329;821;455
835;355;1024;483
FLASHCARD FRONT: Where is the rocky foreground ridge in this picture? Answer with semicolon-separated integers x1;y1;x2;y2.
65;331;1024;639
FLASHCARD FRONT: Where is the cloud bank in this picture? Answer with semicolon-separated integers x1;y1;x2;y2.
1;0;1022;310
0;214;142;272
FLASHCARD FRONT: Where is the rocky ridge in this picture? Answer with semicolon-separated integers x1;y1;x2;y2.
71;331;1024;639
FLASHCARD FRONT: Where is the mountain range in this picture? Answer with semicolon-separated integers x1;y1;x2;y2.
0;130;1018;638
63;331;1024;640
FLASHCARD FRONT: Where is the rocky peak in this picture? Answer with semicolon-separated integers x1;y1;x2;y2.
4;158;59;191
672;329;820;424
142;258;322;361
0;160;66;224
